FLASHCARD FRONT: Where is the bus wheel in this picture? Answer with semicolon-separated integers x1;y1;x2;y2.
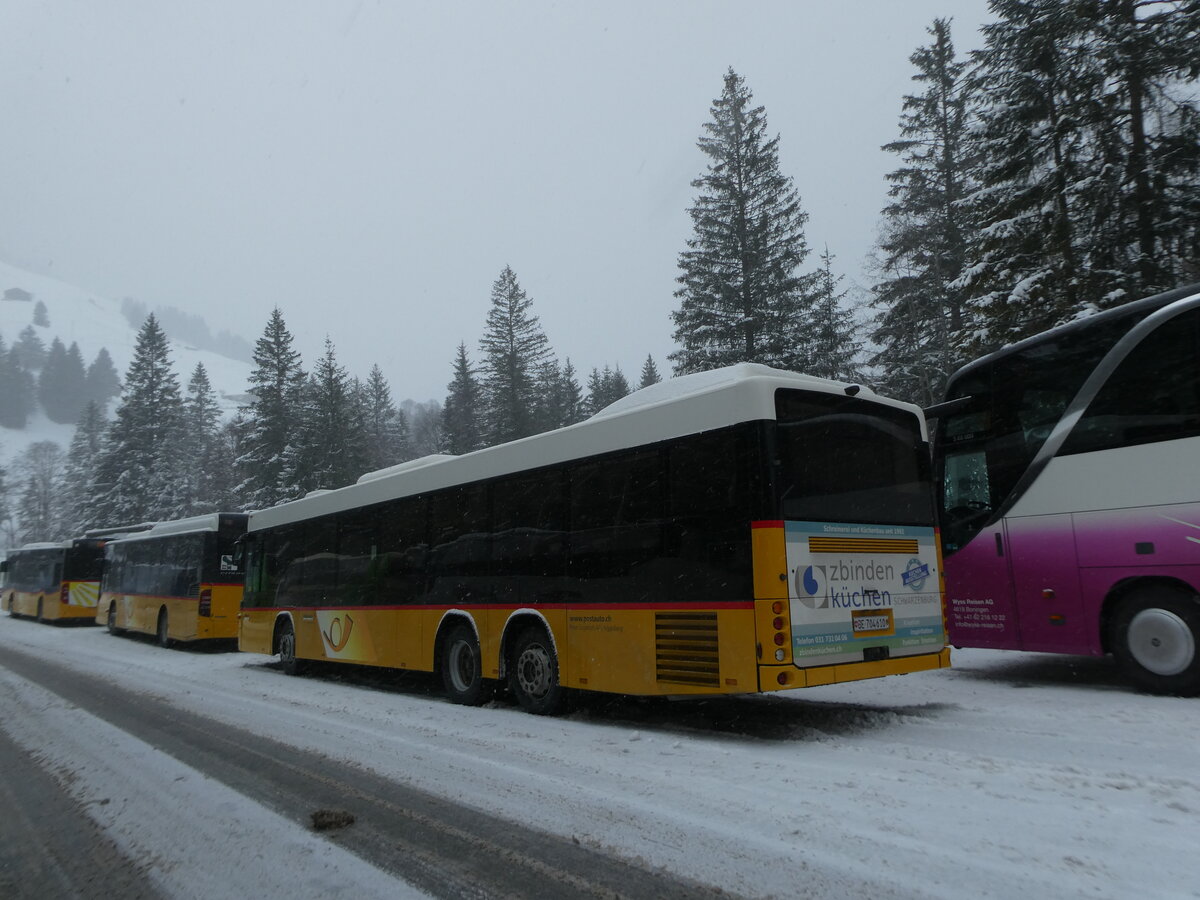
441;622;493;706
508;627;565;715
106;604;120;635
157;609;171;648
36;598;44;623
277;619;306;676
1111;586;1200;696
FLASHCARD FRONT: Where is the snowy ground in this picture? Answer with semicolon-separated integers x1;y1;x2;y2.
1;615;1197;899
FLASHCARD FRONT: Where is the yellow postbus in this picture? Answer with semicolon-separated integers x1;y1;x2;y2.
2;538;108;623
239;364;950;714
98;513;248;646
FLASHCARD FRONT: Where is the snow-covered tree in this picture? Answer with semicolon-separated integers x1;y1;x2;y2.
808;248;863;382
85;347;122;412
14;325;46;371
638;355;663;389
62;401;107;534
89;314;184;526
236;308;307;509
442;343;484;455
32;300;49;328
362;364;410;471
0;337;36;428
15;440;68;542
671;68;817;375
479;266;553;445
284;338;367;493
871;18;976;407
586;365;631;414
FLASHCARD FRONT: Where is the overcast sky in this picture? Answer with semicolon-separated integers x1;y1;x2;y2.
0;0;993;402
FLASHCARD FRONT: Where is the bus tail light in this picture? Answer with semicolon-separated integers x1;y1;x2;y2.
199;589;212;617
60;583;70;606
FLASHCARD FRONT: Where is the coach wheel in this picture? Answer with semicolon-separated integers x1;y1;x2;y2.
277;619;306;676
508;627;565;715
157;609;171;648
441;621;494;706
36;597;44;623
106;604;119;635
1110;586;1200;697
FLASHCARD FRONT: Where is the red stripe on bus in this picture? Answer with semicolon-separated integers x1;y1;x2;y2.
241;601;756;613
752;520;784;529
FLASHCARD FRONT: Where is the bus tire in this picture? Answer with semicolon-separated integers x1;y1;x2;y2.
106;604;120;635
440;621;493;706
277;619;306;676
36;598;44;623
1111;586;1200;697
157;609;171;648
508;626;565;716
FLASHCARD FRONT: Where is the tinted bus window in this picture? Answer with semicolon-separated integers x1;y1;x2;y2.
1062;307;1200;455
775;390;931;526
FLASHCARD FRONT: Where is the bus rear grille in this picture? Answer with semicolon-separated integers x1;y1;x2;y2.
655;612;719;687
807;537;918;554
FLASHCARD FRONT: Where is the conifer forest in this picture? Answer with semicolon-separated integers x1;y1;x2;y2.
1;1;1197;545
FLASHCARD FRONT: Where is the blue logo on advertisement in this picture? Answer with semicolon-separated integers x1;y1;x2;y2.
902;558;930;591
795;565;828;609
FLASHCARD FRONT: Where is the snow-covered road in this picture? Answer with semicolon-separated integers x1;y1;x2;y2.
1;614;1196;899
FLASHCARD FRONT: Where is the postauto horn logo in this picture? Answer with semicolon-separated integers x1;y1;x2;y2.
794;565;828;609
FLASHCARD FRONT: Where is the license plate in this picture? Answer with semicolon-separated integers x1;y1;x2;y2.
853;614;891;633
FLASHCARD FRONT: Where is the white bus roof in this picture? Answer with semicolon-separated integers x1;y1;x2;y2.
249;363;918;533
107;513;244;546
13;541;73;552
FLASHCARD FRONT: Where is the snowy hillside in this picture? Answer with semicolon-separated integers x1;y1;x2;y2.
0;261;252;467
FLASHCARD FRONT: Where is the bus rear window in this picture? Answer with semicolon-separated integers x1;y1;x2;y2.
773;390;932;526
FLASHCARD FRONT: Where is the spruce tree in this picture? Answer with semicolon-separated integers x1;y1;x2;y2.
638;355;662;389
90;314;185;526
85;347;122;411
586;365;631;414
872;18;975;407
442;343;485;455
14;326;46;370
0;341;36;428
558;359;587;425
181;362;224;515
479;266;553;444
808;248;862;382
284;338;367;493
237;308;307;509
38;338;87;424
362;364;409;471
62;401;107;533
959;1;1103;347
33;300;49;328
671;68;817;375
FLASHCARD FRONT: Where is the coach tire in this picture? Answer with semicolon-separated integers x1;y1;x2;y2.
107;604;120;635
1111;585;1200;697
441;621;493;706
277;618;306;676
508;626;566;715
36;597;44;623
157;608;171;648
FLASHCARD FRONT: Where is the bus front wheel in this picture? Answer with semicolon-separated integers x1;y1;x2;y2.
106;604;120;635
277;619;306;676
508;627;565;715
440;622;494;706
1111;586;1200;696
36;598;44;623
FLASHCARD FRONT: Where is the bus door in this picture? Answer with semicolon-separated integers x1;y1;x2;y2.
1003;513;1088;653
940;447;1020;648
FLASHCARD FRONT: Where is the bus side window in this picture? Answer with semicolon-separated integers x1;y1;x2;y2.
1063;307;1200;455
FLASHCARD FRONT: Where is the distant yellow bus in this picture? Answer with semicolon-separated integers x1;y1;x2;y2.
2;538;108;623
99;513;248;646
239;365;950;714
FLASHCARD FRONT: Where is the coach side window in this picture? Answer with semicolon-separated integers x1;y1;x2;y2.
1062;307;1200;455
